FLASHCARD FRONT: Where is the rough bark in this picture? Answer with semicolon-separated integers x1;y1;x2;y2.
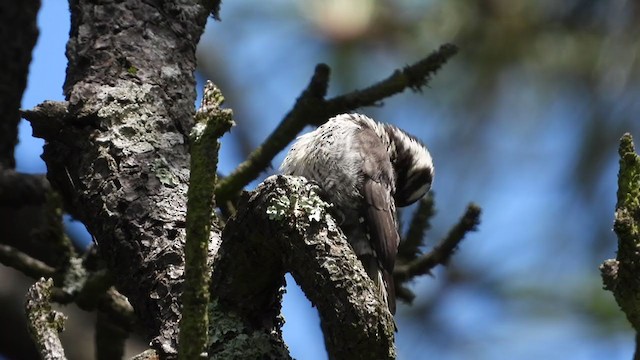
0;5;54;356
14;2;462;358
179;82;233;359
25;278;67;360
0;0;40;169
24;0;215;355
210;175;395;360
0;171;50;206
601;133;640;357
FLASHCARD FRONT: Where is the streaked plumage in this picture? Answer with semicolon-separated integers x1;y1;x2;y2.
280;113;434;313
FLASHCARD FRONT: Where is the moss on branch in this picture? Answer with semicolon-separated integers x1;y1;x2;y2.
179;82;234;359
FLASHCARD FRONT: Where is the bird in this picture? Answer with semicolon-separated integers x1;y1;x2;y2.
280;113;434;314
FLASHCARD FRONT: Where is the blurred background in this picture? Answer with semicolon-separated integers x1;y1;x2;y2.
4;0;640;359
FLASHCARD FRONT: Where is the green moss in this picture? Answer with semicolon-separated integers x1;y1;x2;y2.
615;134;640;250
610;133;640;331
617;133;640;212
179;82;234;360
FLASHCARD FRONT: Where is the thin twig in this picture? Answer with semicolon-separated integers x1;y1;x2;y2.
395;203;480;282
322;44;458;120
0;244;56;279
0;237;134;332
215;44;458;204
25;278;67;360
214;64;330;203
16;244;136;331
179;81;233;360
397;193;436;262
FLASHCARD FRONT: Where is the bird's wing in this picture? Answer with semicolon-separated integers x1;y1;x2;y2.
363;178;399;272
363;176;399;314
358;127;400;273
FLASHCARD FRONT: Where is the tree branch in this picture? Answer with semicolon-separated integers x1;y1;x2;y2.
53;267;135;330
211;176;395;359
322;44;458;116
0;170;51;206
601;133;640;355
397;192;436;262
131;349;160;360
395;203;481;283
0;0;40;169
179;82;234;359
24;1;214;354
215;44;458;204
214;64;330;203
395;193;436;303
0;244;56;279
0;207;135;332
25;278;67;360
0;176;78;277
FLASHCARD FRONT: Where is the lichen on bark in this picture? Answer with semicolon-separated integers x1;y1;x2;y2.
601;133;640;335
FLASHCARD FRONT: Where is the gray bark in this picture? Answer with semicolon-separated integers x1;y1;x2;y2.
22;2;399;358
0;0;39;169
211;176;395;359
25;0;214;355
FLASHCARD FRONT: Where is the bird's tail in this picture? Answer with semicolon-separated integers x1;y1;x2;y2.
360;254;396;314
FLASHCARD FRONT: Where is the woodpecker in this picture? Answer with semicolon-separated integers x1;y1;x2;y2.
280;113;434;314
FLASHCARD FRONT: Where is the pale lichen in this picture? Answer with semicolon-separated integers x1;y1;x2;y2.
266;176;331;223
